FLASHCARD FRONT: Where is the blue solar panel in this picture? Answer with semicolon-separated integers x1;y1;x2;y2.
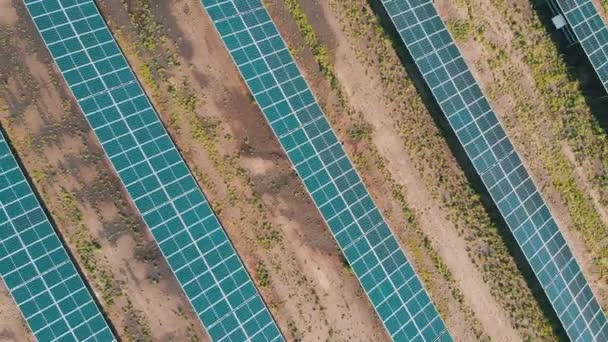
0;129;115;342
551;0;608;92
199;1;452;340
380;0;608;340
22;0;282;340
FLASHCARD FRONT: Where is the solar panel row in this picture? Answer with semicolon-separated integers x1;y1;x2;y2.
200;0;451;340
380;0;608;340
0;129;115;342
552;0;608;92
22;0;282;340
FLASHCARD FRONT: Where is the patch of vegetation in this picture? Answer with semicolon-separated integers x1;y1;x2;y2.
284;0;340;90
123;299;152;342
123;0;166;52
447;19;473;41
256;262;271;287
30;168;48;187
168;80;198;114
58;187;121;306
255;220;283;249
59;187;83;223
139;63;159;94
348;123;372;142
340;256;353;274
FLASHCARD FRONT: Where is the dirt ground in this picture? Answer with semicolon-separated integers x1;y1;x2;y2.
0;280;32;342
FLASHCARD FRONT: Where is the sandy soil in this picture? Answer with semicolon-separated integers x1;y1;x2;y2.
435;0;607;308
96;0;388;340
0;1;16;26
0;280;32;342
0;1;208;340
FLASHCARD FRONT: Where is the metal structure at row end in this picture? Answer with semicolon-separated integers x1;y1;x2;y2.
378;0;608;341
548;0;608;93
199;0;452;341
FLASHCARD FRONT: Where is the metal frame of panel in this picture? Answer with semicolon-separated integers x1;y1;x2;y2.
379;0;608;340
550;0;608;92
0;128;115;342
22;0;282;341
199;1;452;341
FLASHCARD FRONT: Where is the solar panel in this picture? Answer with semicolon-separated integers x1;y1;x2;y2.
22;0;282;340
199;1;452;340
551;0;608;92
380;0;608;340
0;129;115;342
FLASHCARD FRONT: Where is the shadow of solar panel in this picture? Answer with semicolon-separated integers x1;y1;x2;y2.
551;0;608;92
0;130;115;342
380;0;608;340
22;0;282;340
200;0;451;340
